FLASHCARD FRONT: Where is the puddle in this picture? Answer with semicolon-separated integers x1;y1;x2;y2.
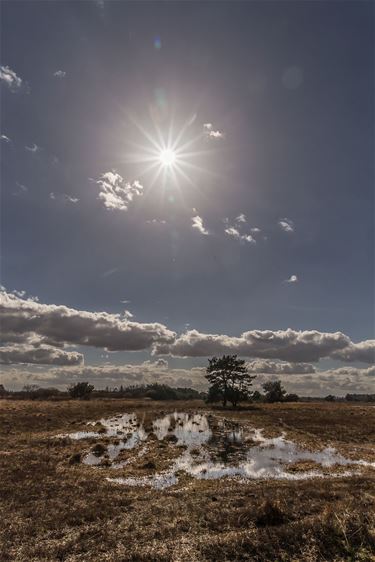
57;411;375;488
153;412;212;446
62;430;102;440
172;431;372;482
107;473;178;490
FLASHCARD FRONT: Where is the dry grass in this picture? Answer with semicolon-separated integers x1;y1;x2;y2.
1;399;374;561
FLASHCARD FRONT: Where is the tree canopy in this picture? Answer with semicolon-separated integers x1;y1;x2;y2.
262;380;287;403
205;354;255;407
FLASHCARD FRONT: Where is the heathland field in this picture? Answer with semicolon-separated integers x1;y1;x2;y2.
1;399;374;561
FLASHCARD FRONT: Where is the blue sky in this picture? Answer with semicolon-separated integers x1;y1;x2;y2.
1;1;374;395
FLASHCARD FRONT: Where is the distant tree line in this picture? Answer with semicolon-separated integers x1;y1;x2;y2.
345;393;375;402
0;382;205;401
1;361;374;404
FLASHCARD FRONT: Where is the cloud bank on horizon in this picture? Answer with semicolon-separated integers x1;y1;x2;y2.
1;289;374;395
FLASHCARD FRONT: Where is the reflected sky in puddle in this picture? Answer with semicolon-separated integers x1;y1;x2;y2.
63;430;102;440
58;411;375;487
153;412;212;446
173;431;373;482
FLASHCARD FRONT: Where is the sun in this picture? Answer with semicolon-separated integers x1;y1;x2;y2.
159;148;176;167
122;112;215;199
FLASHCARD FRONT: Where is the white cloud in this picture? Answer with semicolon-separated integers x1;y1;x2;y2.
192;215;209;236
50;192;79;204
223;216;259;242
154;358;168;368
0;65;22;91
53;70;66;78
1;134;11;143
321;366;375;378
25;143;40;153
1;288;373;372
235;213;246;224
0;288;175;354
246;360;316;374
278;218;294;232
146;219;167;225
153;328;374;364
13;182;28;196
253;366;375;397
65;195;79;203
203;122;224;140
0;344;83;366
102;267;119;278
208;130;224;139
0;361;207;392
97;171;143;211
224;227;255;244
16;183;28;191
331;340;375;364
285;275;298;283
1;362;374;396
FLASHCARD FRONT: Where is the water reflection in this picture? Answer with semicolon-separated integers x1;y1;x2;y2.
57;411;375;487
153;412;212;445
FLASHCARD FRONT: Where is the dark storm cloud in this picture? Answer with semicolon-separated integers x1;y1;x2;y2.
154;328;375;364
0;290;175;352
0;344;83;366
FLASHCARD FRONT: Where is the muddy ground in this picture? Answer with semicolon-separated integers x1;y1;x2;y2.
1;399;374;561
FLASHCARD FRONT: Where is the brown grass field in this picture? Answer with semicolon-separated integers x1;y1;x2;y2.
1;399;374;561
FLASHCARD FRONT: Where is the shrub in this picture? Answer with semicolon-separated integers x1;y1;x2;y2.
284;393;300;402
68;382;94;400
255;499;287;527
262;380;287;403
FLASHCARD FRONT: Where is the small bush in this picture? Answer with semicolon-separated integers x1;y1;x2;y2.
142;460;156;469
69;453;81;465
256;499;287;527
